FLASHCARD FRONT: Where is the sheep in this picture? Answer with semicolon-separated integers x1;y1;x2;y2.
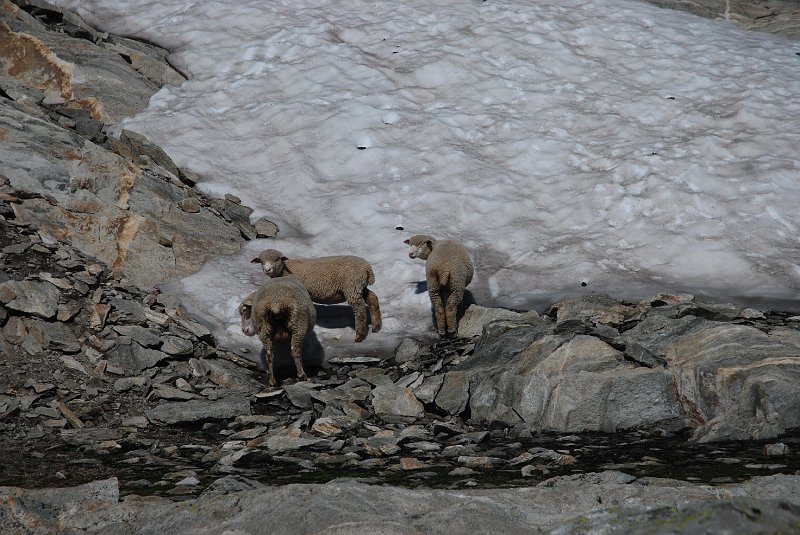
405;235;474;338
238;277;316;387
251;249;382;342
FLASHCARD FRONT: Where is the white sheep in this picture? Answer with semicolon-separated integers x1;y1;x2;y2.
405;234;474;338
251;249;382;342
239;277;316;387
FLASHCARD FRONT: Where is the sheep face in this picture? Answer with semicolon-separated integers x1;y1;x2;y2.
239;299;256;336
251;249;288;278
405;235;435;260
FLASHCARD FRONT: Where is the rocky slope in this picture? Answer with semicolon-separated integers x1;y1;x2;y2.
1;1;799;533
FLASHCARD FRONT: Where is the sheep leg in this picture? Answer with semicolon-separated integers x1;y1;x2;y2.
347;293;369;342
289;333;308;383
445;283;465;338
364;289;382;333
426;277;447;337
259;331;277;387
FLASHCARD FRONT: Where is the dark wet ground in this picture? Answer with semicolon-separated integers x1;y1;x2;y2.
2;426;798;499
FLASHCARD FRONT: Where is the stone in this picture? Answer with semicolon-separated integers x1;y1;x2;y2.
457;304;525;338
152;384;198;401
145;397;251;425
364;436;402;456
254;218;279;238
160;336;194;356
763;443;790;456
283;383;316;409
370;383;424;421
552;293;635;327
412;374;445;404
113;325;162;347
114;344;171;373
434;372;470;415
24;318;81;353
394;337;424;364
0;280;60;319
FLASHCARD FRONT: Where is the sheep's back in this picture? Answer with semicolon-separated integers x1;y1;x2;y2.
251;279;316;329
426;241;473;288
286;256;375;303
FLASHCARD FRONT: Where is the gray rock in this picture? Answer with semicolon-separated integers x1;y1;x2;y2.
265;433;323;452
283;383;316;409
152;383;198;401
552;293;635;327
118;129;180;178
24;318;81;353
364;436;402;456
113;325;162;347
254;218;279;238
394;337;423;364
160;336;193;356
200;475;266;497
0;280;60;319
434;372;469;415
370;384;424;421
145;397;251;425
666;324;800;442
412;374;445;404
457;304;524;338
113;344;171;373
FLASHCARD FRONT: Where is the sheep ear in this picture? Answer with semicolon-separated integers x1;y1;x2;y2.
280;256;289;262
425;240;433;248
250;257;261;264
403;239;410;244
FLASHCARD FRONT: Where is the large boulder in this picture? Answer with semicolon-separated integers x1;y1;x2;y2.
464;294;800;441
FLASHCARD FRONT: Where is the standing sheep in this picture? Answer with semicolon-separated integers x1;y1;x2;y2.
405;235;474;338
251;249;382;342
239;278;316;387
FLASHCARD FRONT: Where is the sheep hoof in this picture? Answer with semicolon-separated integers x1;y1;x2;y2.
371;325;381;333
297;374;308;382
354;334;366;342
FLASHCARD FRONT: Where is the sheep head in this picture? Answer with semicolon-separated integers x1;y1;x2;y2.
405;235;435;260
251;249;289;278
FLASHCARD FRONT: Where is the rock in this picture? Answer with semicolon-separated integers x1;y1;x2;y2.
434;372;469;415
457;304;524;338
552;293;635;327
283;383;316;409
666;324;800;442
370;383;424;422
0;280;60;319
394;337;423;364
364;436;402;456
254;218;279;238
264;433;323;453
200;475;266;497
113;325;162;347
763;443;790;456
160;336;193;356
24;318;81;353
118;129;181;178
152;383;198;401
412;374;445;404
145;397;251;425
113;344;171;373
